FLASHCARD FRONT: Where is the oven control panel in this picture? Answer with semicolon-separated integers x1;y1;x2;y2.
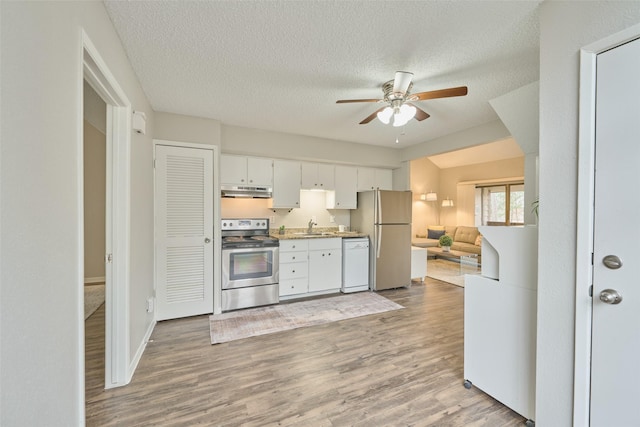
221;218;269;231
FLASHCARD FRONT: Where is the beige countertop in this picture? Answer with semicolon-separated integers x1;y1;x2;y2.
270;228;368;240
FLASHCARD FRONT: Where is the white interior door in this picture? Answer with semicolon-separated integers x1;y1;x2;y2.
591;36;640;426
155;144;214;320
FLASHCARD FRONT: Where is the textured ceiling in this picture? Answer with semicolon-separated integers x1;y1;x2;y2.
104;1;540;149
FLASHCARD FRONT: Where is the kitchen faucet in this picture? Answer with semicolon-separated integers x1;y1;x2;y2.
307;218;317;233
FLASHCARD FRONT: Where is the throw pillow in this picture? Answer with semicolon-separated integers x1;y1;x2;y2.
475;235;482;246
427;229;446;239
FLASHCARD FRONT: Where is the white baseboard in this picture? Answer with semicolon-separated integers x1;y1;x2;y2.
84;276;105;284
128;318;156;383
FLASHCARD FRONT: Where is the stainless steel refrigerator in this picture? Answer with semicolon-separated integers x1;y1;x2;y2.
350;190;412;291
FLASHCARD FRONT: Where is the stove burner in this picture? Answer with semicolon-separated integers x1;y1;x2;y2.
221;218;278;249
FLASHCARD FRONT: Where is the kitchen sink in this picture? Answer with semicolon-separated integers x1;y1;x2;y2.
292;232;334;237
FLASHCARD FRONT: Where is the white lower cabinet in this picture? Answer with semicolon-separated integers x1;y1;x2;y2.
279;240;309;297
308;238;342;292
279;238;342;298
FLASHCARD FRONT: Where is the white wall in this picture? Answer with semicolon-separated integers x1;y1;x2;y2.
221;191;351;229
537;2;640;424
222;124;402;168
440;157;525;225
410;157;440;236
154;111;222;147
1;2;154;424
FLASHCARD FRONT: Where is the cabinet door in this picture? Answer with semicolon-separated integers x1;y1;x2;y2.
317;164;335;190
357;167;392;191
270;160;301;208
375;168;393;190
300;162;318;189
247;157;273;186
308;239;342;292
301;163;335;190
220;154;248;185
308;248;342;292
357;167;375;191
331;166;357;209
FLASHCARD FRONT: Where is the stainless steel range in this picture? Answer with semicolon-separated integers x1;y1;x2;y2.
221;218;279;311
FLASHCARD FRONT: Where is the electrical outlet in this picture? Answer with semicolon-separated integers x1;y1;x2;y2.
270;215;275;224
146;297;154;313
329;215;335;223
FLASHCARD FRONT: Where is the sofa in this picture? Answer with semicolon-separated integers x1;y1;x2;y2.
412;225;482;259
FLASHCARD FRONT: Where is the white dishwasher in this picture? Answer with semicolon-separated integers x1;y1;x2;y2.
341;237;370;293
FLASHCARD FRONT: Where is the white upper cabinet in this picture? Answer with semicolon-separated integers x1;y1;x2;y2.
301;162;335;190
269;159;301;209
326;165;357;209
375;168;393;190
357;167;393;191
220;155;273;187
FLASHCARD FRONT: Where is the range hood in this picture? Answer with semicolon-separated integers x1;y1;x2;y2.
221;184;272;199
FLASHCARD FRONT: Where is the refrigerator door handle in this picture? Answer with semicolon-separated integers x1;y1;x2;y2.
377;190;382;224
376;225;382;259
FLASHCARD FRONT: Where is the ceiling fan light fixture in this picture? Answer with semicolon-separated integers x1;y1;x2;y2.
392;104;416;127
377;107;393;124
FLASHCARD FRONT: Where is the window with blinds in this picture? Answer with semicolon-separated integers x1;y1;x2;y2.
476;183;524;226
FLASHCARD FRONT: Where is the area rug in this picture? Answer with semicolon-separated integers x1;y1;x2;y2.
427;259;480;288
210;292;403;344
84;284;105;320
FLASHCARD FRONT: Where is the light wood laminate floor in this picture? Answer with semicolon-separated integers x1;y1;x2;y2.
85;280;526;426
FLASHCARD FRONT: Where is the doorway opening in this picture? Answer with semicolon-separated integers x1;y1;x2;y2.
81;31;131;392
83;80;107;395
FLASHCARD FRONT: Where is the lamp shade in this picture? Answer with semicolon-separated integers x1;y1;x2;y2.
392;104;416;127
376;107;393;124
425;192;438;202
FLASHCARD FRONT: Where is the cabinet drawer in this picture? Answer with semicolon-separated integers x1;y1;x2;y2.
279;261;308;280
279;279;308;296
279;239;309;252
308;237;341;251
280;251;306;263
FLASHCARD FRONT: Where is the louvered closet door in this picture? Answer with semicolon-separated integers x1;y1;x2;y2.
155;145;213;320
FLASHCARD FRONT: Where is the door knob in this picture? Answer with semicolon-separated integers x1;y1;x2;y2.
599;289;623;304
204;237;211;244
603;255;622;269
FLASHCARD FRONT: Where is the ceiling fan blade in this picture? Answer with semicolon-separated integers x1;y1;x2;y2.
359;107;385;125
336;98;381;104
411;86;468;101
393;71;414;94
407;103;430;121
